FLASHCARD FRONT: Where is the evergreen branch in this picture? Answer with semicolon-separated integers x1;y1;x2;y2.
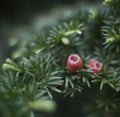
1;1;120;116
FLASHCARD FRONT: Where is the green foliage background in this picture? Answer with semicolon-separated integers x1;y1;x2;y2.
1;0;120;117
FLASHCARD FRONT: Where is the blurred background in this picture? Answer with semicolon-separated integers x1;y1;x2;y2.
0;0;101;69
0;1;102;117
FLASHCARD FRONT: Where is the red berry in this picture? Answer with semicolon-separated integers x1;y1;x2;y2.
88;60;103;74
67;54;83;73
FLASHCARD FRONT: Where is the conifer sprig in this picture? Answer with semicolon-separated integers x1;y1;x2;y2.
1;0;120;116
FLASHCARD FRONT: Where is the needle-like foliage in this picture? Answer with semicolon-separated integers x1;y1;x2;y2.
1;1;120;117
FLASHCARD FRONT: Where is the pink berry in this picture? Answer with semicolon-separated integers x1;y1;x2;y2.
67;54;83;73
88;60;103;74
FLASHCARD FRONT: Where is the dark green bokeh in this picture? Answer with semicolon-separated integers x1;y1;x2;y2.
0;0;80;69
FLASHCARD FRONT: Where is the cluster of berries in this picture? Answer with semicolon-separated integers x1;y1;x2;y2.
66;54;103;74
